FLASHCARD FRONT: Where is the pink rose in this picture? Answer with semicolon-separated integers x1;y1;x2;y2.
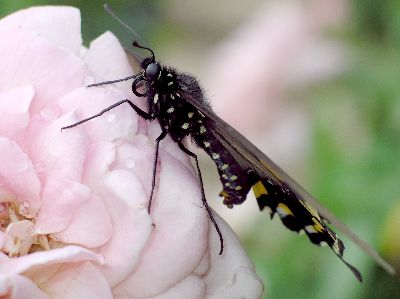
0;6;263;299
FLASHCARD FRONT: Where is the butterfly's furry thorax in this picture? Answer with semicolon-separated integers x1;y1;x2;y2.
144;65;253;206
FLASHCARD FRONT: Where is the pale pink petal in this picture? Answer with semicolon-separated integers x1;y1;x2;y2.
0;273;11;296
113;151;208;298
0;6;82;54
0;29;88;113
35;178;91;234
7;274;51;299
204;214;264;299
112;137;156;198
81;141;117;188
0;86;33;144
6;220;34;256
53;193;113;248
0;232;12;251
0;138;41;215
0;245;103;275
58;87;139;143
28;113;89;184
42;262;113;299
100;169;152;286
143;275;206;299
84;32;136;96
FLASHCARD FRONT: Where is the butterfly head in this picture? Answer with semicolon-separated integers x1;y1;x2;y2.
143;61;161;83
131;41;163;98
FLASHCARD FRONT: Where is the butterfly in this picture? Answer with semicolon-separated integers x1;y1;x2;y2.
62;5;395;283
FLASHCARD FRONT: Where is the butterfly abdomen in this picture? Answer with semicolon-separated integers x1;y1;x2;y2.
191;130;252;206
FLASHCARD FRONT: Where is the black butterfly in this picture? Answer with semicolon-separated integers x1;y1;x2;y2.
62;37;394;282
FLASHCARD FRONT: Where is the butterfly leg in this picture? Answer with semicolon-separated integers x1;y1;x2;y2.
148;130;168;214
87;75;138;88
177;141;224;255
61;99;154;130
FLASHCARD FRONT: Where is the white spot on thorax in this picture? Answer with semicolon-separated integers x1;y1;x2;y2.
167;107;174;113
203;141;210;148
200;126;206;134
181;123;189;129
188;112;194;118
153;93;159;103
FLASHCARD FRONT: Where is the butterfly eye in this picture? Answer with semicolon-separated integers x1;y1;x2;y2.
145;62;160;81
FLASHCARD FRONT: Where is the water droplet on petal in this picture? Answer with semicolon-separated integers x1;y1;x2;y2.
106;114;115;122
40;107;60;121
33;162;45;174
125;159;136;169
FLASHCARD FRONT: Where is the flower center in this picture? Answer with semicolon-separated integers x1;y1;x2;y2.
1;202;51;257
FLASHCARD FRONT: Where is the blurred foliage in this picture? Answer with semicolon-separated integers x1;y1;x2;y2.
1;1;400;298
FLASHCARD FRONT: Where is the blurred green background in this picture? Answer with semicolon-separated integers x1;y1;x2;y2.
1;1;399;298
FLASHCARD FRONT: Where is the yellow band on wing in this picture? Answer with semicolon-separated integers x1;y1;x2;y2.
252;181;268;198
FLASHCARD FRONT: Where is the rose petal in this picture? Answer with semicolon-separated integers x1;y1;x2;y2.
42;262;113;299
0;138;41;215
6;220;34;256
58;87;139;143
35;178;91;234
28;112;89;184
138;275;206;299
0;245;103;276
0;6;82;54
84;31;135;96
6;274;51;299
204;214;264;299
0;29;88;113
0;86;33;144
99;169;152;286
113;151;208;297
53;193;113;248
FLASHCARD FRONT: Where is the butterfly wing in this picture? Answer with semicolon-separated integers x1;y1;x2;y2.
179;92;394;279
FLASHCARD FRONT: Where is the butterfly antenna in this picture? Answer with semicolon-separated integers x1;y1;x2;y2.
132;41;155;62
103;3;145;45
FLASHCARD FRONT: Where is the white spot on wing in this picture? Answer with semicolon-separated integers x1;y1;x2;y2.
305;225;317;234
221;164;228;170
212;153;220;160
153;93;159;103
